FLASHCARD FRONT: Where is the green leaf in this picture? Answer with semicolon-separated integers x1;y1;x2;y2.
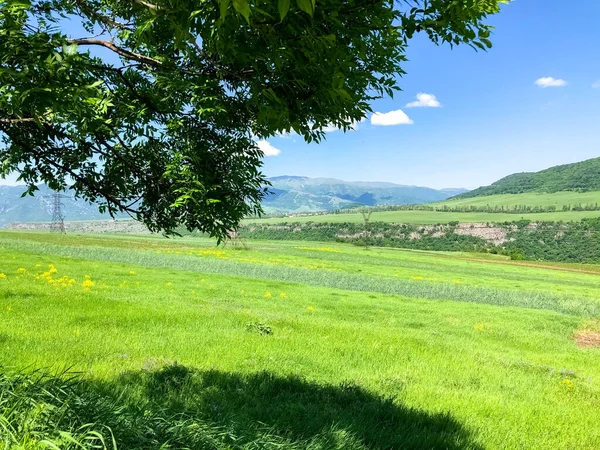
278;0;290;20
296;0;314;16
218;0;230;19
232;0;251;23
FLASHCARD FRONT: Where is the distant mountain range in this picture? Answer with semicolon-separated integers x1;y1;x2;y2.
263;176;468;213
455;157;600;199
0;185;119;228
0;178;468;226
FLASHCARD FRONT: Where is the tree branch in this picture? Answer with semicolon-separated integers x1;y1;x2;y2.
67;38;164;68
0;118;36;124
131;0;160;10
74;0;134;31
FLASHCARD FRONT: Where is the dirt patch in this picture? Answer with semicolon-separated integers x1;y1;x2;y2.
454;223;510;245
575;331;600;348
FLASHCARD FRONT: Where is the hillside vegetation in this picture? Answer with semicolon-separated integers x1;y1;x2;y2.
455;157;600;198
0;231;599;449
241;218;600;264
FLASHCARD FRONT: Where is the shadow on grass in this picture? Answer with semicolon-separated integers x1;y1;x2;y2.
104;365;482;450
1;365;483;449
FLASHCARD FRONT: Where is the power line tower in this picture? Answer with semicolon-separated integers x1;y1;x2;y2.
50;192;69;233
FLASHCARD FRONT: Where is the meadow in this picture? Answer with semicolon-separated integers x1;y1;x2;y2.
1;230;599;449
245;208;600;225
436;191;600;209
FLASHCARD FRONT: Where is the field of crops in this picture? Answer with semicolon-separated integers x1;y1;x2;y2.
1;231;599;449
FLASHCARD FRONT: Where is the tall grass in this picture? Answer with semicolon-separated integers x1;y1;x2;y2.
1;238;598;316
0;367;483;450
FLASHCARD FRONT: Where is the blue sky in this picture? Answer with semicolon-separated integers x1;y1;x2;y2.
261;0;600;189
2;0;599;189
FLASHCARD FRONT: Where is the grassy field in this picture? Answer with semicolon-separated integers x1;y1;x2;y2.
246;208;600;225
244;190;600;225
436;191;600;208
1;231;599;449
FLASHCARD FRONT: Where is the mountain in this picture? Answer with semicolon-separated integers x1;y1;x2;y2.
263;176;467;213
0;185;117;227
0;179;468;225
439;188;471;197
455;157;600;199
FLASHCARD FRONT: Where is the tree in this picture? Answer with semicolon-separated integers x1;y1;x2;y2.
0;0;508;241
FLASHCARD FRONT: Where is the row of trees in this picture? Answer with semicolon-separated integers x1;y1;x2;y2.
326;202;600;215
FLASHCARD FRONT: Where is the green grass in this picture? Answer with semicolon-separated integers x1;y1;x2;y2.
436;191;600;208
245;209;600;225
1;231;599;449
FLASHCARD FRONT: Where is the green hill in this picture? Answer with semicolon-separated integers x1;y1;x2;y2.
439;191;600;209
456;157;600;199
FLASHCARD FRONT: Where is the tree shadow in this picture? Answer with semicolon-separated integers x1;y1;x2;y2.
83;364;483;450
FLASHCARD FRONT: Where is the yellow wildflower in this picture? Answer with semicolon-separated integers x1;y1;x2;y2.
82;279;94;290
0;273;6;279
73;328;81;336
563;379;574;389
17;268;26;274
280;293;286;298
48;265;57;275
474;324;485;332
35;264;41;268
166;282;173;287
307;305;314;311
129;270;135;275
7;305;12;311
410;275;423;280
264;292;272;298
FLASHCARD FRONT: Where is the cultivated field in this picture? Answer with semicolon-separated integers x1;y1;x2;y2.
0;231;599;449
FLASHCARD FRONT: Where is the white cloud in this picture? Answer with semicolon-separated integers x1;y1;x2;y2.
322;124;340;133
320;117;366;133
405;93;442;108
535;77;567;88
371;109;414;126
256;140;281;157
592;80;600;89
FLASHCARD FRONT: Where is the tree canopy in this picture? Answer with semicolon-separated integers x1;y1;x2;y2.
455;157;600;199
0;0;507;240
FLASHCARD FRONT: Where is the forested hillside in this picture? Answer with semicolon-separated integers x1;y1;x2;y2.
456;157;600;198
